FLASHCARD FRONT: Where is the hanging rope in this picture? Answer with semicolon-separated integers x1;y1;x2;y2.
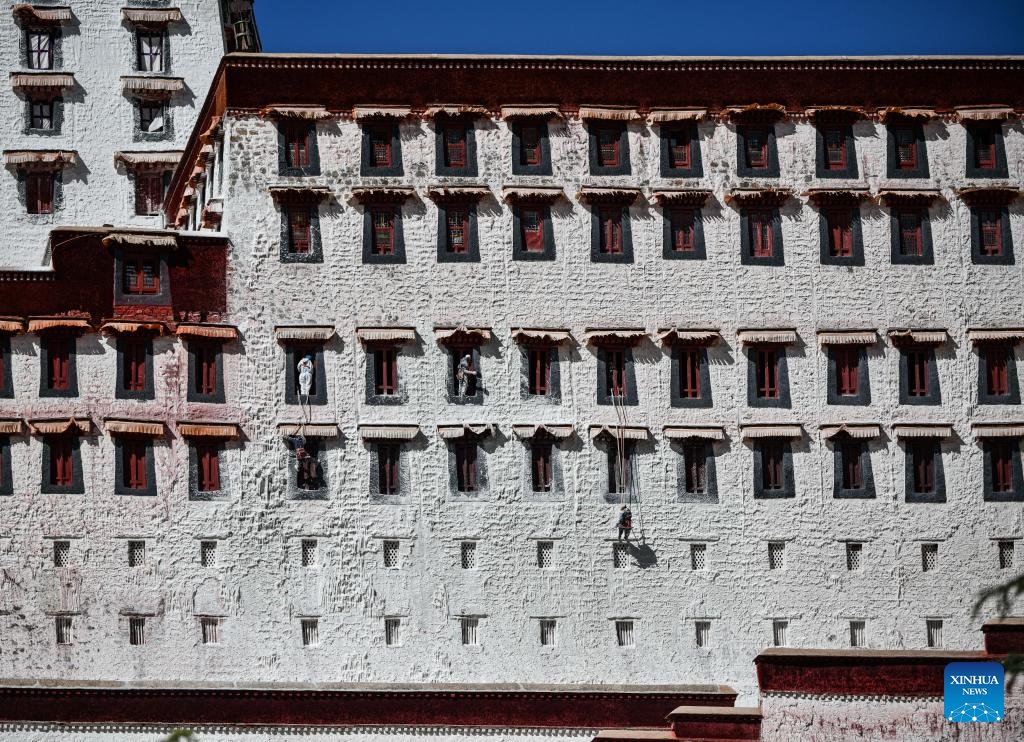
611;364;645;544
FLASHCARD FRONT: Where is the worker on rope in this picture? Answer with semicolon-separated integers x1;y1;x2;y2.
456;353;477;397
297;353;314;397
287;434;320;490
616;505;632;541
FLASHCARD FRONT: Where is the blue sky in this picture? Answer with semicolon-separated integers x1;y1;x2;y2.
255;0;1024;56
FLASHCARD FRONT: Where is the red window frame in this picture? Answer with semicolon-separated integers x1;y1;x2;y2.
195;343;219;396
907;350;930;397
26;171;53;214
596;127;620;167
599;207;623;254
135;171;165;216
822;127;846;170
986;346;1010;397
446;206;470;253
122;440;149;490
520;207;545;252
49;436;74;487
122;339;147;392
531;440;553;492
373;345;398;395
973;126;997;170
670;208;696;253
443;125;467;168
454;442;477;493
898;209;923;256
605;348;627;397
197;444;221;492
748;209;774;258
991;440;1015;493
287;207;311;254
678;347;701;398
835;347;860;396
840;441;863;489
893;127;917;170
371;207;395;255
122;257;160;295
519;125;541;167
283;122;311;168
527;347;551;395
46;335;71;391
755;347;780;399
378;443;400;495
369;128;392;168
744;127;770;169
827;209;854;257
667;128;692;169
683;443;706;493
979;209;1002;256
911;442;935;494
761;441;784;490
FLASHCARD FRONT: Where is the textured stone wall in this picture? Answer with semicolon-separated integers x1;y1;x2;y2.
0;0;226;265
0;109;1021;706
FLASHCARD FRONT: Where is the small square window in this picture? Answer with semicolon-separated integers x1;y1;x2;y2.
926;619;943;648
139;103;165;134
384;617;402;646
849;620;865;648
615;619;634;647
129;616;146;646
536;540;554;568
772;619;788;647
301;618;319;646
29;100;54;130
301;539;317;567
921;543;938;572
200;616;220;644
128;540;146;567
200;540;217;567
768;541;785;570
53;540;70;567
55;616;72;645
539;618;557;646
612;542;629;569
383;539;400;569
695;620;711;648
845;542;862;571
690;543;706;570
460;541;477;569
460;617;479;646
998;541;1015;570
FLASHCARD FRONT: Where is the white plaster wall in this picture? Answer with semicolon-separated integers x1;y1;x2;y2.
0;1;226;266
1;112;1022;705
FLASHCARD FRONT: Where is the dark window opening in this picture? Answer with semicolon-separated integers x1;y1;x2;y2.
369;128;392;168
991;440;1015;493
596;127;620;167
897;209;924;256
27;31;53;70
378;443;400;495
30;100;53;130
121;440;149;491
455;442;477;493
294;438;322;491
451;346;478;397
519;125;541;166
46;336;71;391
669;208;696;253
979;209;1003;257
823;127;846;170
520;207;545;253
48;436;74;487
598;207;623;254
683;443;707;494
135;172;165;216
840;441;863;490
373;346;398;396
973;126;997;170
749;209;774;258
986;346;1010;397
761;440;785;491
194;343;219;397
286;207;311;254
122;257;160;295
138;103;165;134
137;32;164;72
26;171;54;214
678;347;701;399
893;127;917;170
907;350;930;397
667;129;691;169
528;347;551;395
371;208;395;255
197;444;221;492
444;126;467;168
911;442;935;494
835;346;860;397
605;348;627;397
531;441;553;492
121;339;147;392
744;127;770;169
755;348;780;399
827;209;854;257
445;206;469;254
283;122;311;169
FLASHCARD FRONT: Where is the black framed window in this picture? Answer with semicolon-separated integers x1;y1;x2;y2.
905;439;945;503
819;206;864;266
512;203;555;260
436;202;480;263
736;125;779;177
965;123;1008;178
285;345;327;405
588;122;630;175
899;347;940;405
596;346;637;406
0;334;12;398
116;337;154;400
984;439;1023;502
361;122;403;176
187;341;225;403
826;345;871;405
39;334;77;398
362;203;406;264
677;440;718;503
753;439;795;499
435;117;478;177
663;207;706;260
740;208;784;266
0;435;12;496
277;120;320;176
280;204;323;263
115;437;157;496
448;344;482;404
887;122;929;178
890;206;934;265
816;124;858;178
41;434;84;494
747;345;791;408
671;345;712;408
660;124;702;177
511;119;552;176
978;344;1020;405
833;438;875;499
590;204;633;263
970;206;1013;265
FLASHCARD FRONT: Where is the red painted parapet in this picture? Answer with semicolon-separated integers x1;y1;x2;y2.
0;683;737;729
754;648;986;697
983;617;1024;655
667;705;762;740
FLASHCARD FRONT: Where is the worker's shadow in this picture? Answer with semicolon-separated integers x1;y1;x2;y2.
627;541;657;569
